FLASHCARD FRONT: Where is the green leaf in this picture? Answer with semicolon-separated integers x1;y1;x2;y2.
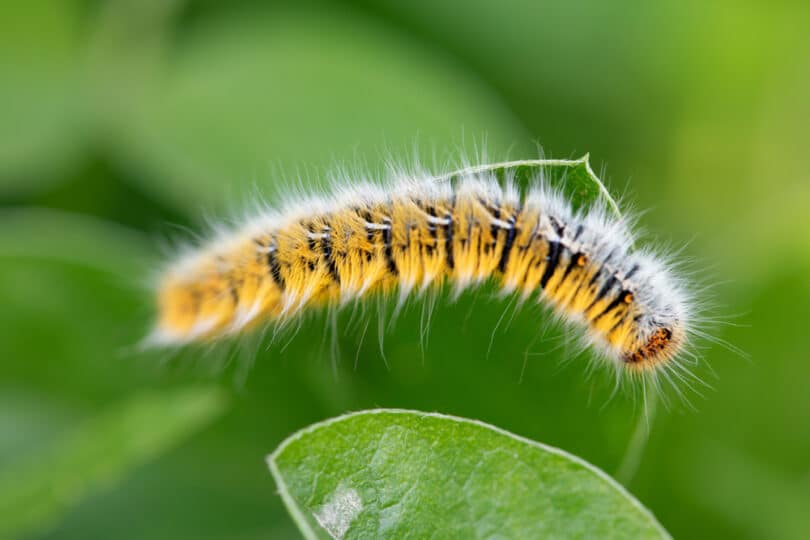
0;386;228;540
268;409;669;540
436;155;621;216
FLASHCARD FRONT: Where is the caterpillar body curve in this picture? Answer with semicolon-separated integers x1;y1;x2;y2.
149;160;692;373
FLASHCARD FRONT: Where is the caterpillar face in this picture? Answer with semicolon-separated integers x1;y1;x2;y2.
594;290;683;371
148;162;694;382
623;326;677;367
577;252;688;372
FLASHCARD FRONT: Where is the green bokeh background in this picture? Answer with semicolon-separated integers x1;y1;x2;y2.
2;1;808;538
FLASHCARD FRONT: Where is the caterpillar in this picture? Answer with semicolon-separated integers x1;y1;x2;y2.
147;157;695;376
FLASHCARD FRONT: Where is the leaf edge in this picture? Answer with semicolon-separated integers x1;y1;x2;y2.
266;408;670;540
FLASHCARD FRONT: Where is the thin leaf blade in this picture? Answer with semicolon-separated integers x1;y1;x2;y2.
436;155;620;215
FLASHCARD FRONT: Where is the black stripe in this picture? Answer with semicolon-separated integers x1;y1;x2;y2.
496;204;522;272
608;315;629;335
586;275;618;312
558;250;583;287
267;244;285;290
591;292;627;322
306;223;317;252
521;220;538;252
549;216;565;236
426;206;439;242
588;267;602;286
497;222;518;272
483;198;501;241
569;269;590;304
516;222;540;287
360;210;376;261
360;210;375;242
624;264;640;280
443;211;454;270
588;248;616;286
476;219;484;257
588;255;609;286
320;226;341;284
595;276;618;302
539;240;562;289
382;220;398;275
228;278;240;305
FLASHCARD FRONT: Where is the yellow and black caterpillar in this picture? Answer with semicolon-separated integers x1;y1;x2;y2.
149;160;693;375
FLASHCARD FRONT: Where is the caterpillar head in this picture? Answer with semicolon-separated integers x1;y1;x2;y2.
621;324;682;371
612;254;689;372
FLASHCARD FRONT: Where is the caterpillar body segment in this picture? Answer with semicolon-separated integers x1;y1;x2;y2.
150;165;691;373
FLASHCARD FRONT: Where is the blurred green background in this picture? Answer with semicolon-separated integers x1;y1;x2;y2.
2;0;809;538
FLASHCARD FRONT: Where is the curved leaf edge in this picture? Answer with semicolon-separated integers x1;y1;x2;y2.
266;408;670;540
434;154;622;218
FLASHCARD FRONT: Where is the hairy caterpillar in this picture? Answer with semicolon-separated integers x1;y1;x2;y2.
148;157;696;376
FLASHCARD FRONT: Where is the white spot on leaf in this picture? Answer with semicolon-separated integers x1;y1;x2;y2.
313;484;363;539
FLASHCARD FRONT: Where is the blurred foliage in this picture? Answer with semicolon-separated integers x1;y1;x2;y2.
1;0;808;539
0;386;226;539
